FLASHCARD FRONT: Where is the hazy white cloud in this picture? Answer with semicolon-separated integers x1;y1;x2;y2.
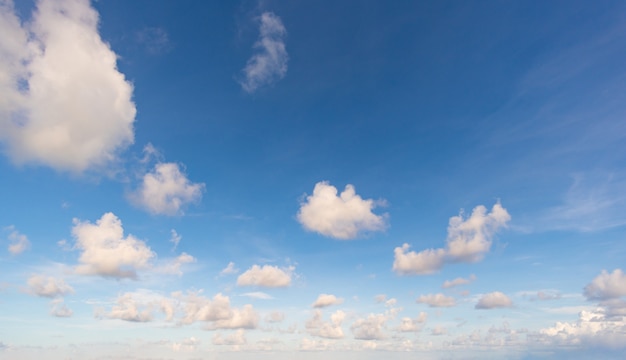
72;212;155;279
475;292;513;309
50;298;73;317
312;294;344;308
241;291;273;300
306;310;345;339
157;252;196;275
131;162;204;216
169;229;181;250
374;294;387;303
237;265;293;288
397;312;427;332
442;274;476;289
0;0;135;172
171;337;200;352
213;329;247;346
265;311;285;323
393;202;510;275
431;326;448;336
220;262;239;276
297;181;387;240
5;226;29;255
239;12;288;93
27;275;73;298
584;269;626;301
417;293;456;308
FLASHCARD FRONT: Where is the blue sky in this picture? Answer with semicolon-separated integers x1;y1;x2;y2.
1;0;626;358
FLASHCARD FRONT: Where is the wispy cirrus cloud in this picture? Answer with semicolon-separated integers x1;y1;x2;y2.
239;12;288;93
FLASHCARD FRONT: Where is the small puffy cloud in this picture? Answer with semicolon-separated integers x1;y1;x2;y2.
475;292;513;309
5;226;29;255
177;291;259;330
306;309;345;339
171;337;200;352
312;294;344;308
351;313;388;340
27;275;73;298
393;245;446;275
239;12;288;93
220;262;239;276
50;298;73;318
417;293;456;308
131;162;204;216
237;265;293;288
297;181;387;240
393;202;510;275
0;0;136;172
71;212;155;279
431;326;448;336
213;329;247;346
584;269;626;301
397;312;427;332
442;274;476;289
105;293;153;322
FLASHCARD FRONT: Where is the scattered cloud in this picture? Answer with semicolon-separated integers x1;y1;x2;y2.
265;311;285;323
417;293;456;308
169;229;181;251
351;313;388;340
393;202;510;275
0;0;135;172
157;252;196;275
213;329;247;345
584;269;626;301
431;326;448;336
104;292;153;322
442;274;476;289
131;162;205;216
220;262;239;276
27;275;73;298
239;12;288;93
176;291;259;330
5;226;29;255
71;212;155;279
297;181;387;240
312;294;344;308
475;292;513;309
237;264;293;288
306;310;346;339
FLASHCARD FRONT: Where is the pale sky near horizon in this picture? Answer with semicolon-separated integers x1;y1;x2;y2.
1;0;626;359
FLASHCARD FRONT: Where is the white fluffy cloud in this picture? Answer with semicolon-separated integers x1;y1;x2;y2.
237;265;293;288
312;294;344;308
177;291;259;330
72;212;155;279
306;310;346;339
475;292;513;309
393;202;510;275
0;0;135;172
132;162;204;216
105;293;153;322
297;181;387;240
397;312;427;332
351;313;388;340
442;274;476;289
239;12;288;93
27;275;73;298
157;252;196;276
584;269;626;300
416;293;456;308
5;226;29;255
